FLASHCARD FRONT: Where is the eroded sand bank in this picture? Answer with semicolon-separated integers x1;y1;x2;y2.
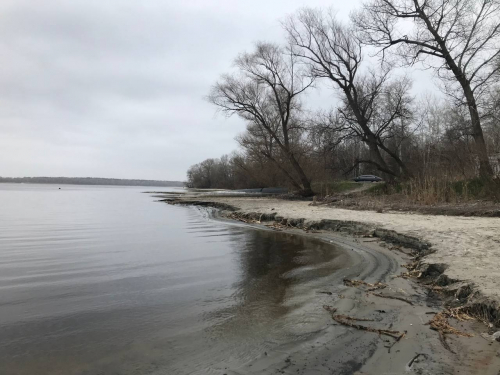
163;194;500;374
188;196;500;303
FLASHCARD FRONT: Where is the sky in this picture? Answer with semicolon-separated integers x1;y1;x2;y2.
0;0;433;181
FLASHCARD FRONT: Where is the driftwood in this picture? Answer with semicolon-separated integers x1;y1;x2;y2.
367;285;388;292
264;222;293;231
317;291;333;295
323;306;405;341
427;312;474;336
387;245;408;254
386;331;406;353
335;314;375;322
403;261;419;271
408;353;427;368
343;278;414;305
343;278;387;291
426;311;473;352
445;307;475;322
227;213;260;224
423;284;445;291
371;292;414;305
393;270;422;279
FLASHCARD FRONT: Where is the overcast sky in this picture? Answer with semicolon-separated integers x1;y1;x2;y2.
0;0;433;181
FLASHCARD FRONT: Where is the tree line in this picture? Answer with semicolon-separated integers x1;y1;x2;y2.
187;0;500;196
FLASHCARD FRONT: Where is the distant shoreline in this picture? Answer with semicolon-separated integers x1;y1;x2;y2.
0;177;184;188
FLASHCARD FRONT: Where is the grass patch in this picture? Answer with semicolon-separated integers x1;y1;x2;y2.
363;177;500;204
451;178;488;197
312;180;359;196
314;177;499;204
363;182;388;195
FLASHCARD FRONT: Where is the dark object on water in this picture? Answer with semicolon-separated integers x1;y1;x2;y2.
58;188;61;190
352;175;383;182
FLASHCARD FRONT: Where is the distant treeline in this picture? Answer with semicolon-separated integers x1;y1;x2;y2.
0;177;184;187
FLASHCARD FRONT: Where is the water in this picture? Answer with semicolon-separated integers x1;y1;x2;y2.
0;184;345;375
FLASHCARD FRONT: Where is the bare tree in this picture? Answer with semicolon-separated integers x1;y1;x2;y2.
337;72;416;176
208;42;315;195
236;122;303;189
353;0;500;178
284;8;414;178
186;158;217;188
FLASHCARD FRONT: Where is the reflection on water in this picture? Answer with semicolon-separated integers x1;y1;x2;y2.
0;184;344;375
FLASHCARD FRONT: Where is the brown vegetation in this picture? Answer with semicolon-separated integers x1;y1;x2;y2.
426;310;474;352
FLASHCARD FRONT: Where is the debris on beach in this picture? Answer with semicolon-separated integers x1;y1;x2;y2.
445;307;475;322
394;270;421;279
370;292;414;306
426;310;473;352
407;353;427;369
343;278;387;291
481;331;500;342
317;291;333;295
343;278;415;304
323;306;405;341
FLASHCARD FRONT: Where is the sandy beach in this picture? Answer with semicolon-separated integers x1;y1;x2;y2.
164;193;500;374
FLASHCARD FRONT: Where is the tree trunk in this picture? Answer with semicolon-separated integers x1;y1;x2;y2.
377;141;413;178
415;5;494;179
462;85;494;179
263;152;304;191
288;152;314;196
366;135;396;177
346;90;397;177
273;135;314;196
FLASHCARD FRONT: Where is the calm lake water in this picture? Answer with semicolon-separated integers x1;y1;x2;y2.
0;184;345;375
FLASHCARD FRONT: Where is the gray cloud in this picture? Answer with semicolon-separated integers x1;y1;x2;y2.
0;0;432;181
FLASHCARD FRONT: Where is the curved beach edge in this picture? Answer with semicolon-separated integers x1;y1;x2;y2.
161;194;500;374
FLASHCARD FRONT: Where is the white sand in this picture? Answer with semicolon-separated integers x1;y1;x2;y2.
200;197;500;301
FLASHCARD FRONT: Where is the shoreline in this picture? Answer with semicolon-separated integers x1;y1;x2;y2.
162;193;500;374
169;195;500;317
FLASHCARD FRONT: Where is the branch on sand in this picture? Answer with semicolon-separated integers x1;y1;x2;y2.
343;278;387;291
370;292;414;305
343;278;413;304
323;306;405;341
393;270;421;279
426;311;473;353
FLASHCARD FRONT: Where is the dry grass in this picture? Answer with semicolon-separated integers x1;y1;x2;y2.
399;177;472;204
312;180;360;198
323;177;500;216
373;176;500;205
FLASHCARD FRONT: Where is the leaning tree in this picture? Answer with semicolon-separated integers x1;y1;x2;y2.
208;42;315;195
284;8;415;178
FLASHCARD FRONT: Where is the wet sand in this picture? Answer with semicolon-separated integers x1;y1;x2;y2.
166;195;500;374
178;196;500;303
